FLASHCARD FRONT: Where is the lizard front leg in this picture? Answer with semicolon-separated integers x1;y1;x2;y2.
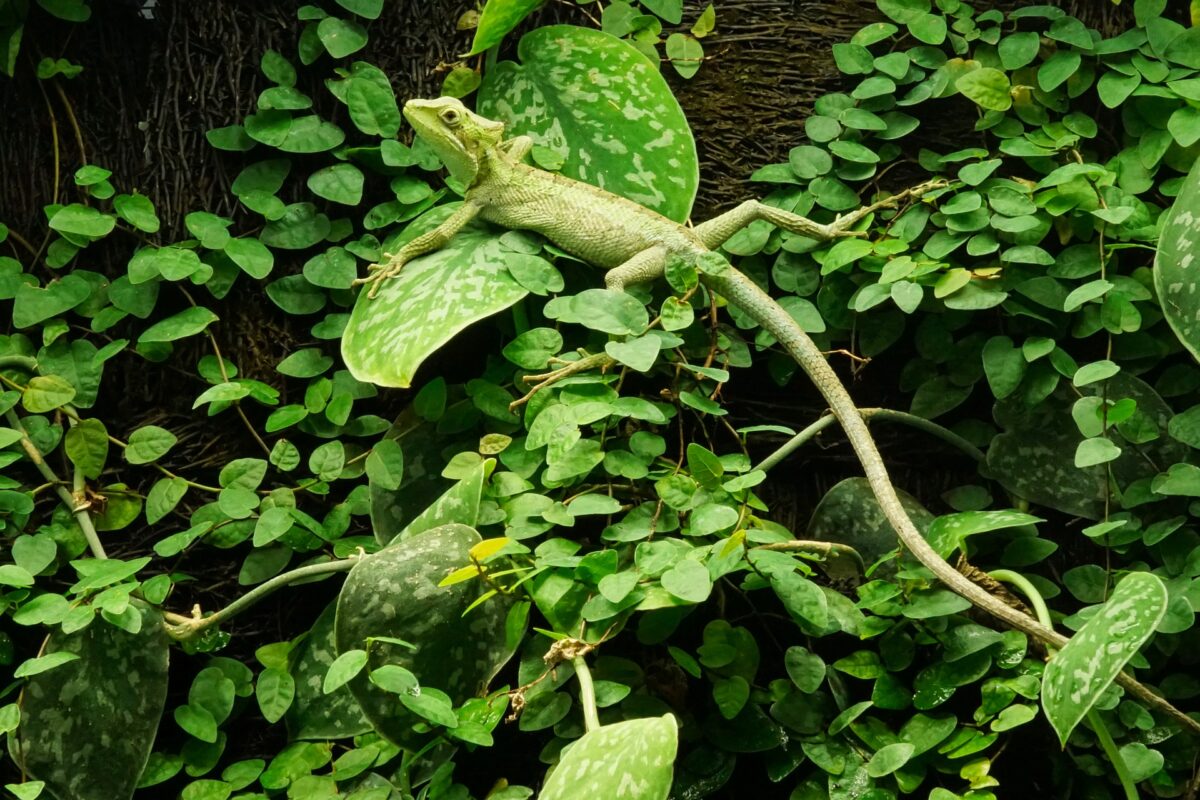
354;199;484;298
694;179;945;250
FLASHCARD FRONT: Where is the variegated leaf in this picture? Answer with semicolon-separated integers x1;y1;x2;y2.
478;25;698;222
1042;571;1168;746
925;509;1042;559
540;714;678;800
335;523;516;750
286;601;372;741
806;477;934;578
987;376;1184;520
10;602;169;800
1154;155;1200;360
342;206;533;388
377;458;491;546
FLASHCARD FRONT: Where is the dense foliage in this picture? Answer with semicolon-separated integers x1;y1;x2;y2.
2;1;1200;799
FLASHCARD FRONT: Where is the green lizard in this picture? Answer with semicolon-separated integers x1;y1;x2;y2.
356;97;1197;731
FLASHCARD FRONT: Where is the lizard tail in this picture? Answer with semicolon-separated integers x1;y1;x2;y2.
706;268;1200;734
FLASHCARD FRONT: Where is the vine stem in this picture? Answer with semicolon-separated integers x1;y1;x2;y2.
4;409;106;559
754;407;985;474
990;569;1139;800
162;557;358;639
572;654;600;733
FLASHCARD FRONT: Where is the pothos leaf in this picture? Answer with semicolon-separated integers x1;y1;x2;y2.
478;25;698;222
334;524;517;750
10;602;169;800
1042;572;1168;746
539;714;678;800
1154;155;1200;362
342;207;531;388
285;601;372;741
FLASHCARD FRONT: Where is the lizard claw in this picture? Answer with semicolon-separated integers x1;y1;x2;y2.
352;254;404;299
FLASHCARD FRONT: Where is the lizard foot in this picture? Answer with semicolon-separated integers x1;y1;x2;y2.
351;255;405;299
510;352;618;410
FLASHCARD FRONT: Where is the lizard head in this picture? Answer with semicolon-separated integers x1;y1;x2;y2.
403;97;505;187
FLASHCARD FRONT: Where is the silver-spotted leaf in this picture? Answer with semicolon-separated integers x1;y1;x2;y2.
1155;155;1200;361
1042;572;1168;745
334;524;516;749
478;25;698;222
926;510;1042;559
10;602;169;800
806;478;934;578
286;601;372;740
539;714;678;800
342;206;532;387
987;376;1185;519
372;453;489;546
380;459;491;546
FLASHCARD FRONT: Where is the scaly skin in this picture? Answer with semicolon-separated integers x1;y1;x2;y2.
355;98;1199;733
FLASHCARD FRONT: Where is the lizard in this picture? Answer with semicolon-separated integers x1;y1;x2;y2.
354;96;1199;733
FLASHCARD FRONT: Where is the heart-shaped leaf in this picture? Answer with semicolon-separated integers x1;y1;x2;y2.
1042;572;1168;745
334;523;516;749
342;207;532;387
10;602;169;800
286;601;372;741
478;25;698;222
1155;155;1200;361
539;714;678;800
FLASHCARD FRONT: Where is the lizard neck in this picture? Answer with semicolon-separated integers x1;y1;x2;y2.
473;144;518;189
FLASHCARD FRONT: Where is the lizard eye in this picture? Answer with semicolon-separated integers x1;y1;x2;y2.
440;108;461;125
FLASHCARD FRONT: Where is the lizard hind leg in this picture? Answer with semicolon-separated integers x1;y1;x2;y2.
603;246;669;292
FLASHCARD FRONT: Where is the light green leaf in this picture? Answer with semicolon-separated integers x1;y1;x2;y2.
955;68;1012;112
926;510;1041;559
125;425;177;464
48;204;115;238
307;164;364;205
21;376;75;413
317;17;368;58
539;714;677;800
1043;572;1168;745
478;25;698;222
342;208;530;388
64;419;108;479
468;0;544;55
1155;155;1200;360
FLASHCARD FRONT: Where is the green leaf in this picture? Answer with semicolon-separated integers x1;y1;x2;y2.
113;194;160;234
926;510;1041;560
1074;437;1121;468
365;438;404;491
660;558;712;603
334;524;517;749
317;16;368;58
468;0;544;55
125;425;178;464
343;64;401;138
1154;156;1200;361
478;25;698;222
1042;572;1168;745
64;418;108;479
955;68;1012;112
22;375;75;413
539;714;677;800
12;275;91;328
285;602;372;740
255;668;295;724
224;238;274;279
866;742;915;777
48;204;115;238
138;307;219;343
665;33;703;79
12;602;168;800
323;649;368;694
998;32;1040;70
307;164;364;205
342;209;530;387
785;646;826;693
